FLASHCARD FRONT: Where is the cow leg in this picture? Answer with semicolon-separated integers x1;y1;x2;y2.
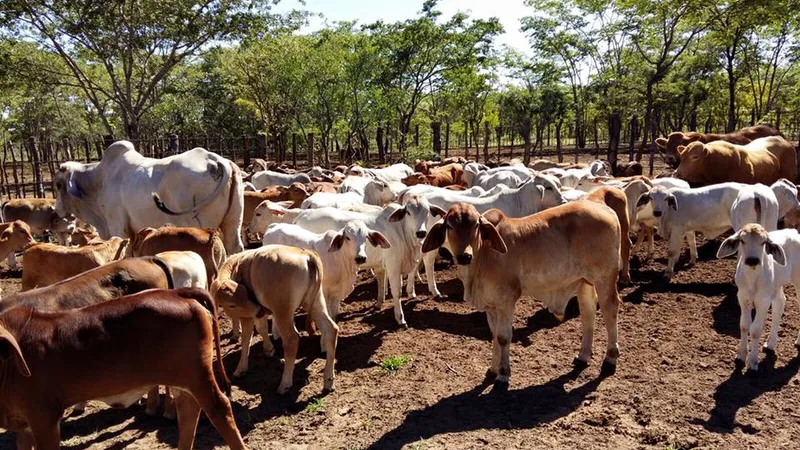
219;174;245;254
619;233;631;285
233;317;255;377
747;296;771;371
631;228;644;255
174;389;202;450
423;251;441;297
310;297;339;392
7;252;17;270
494;307;514;384
254;316;274;357
388;269;407;328
274;313;300;394
230;317;241;342
646;227;655;260
145;385;161;416
163;386;177;420
375;268;387;305
485;308;500;380
182;381;246;450
406;273;417;299
15;428;34;450
576;282;598;364
664;232;683;279
765;288;786;353
597;280;620;373
685;232;698;265
794;285;800;349
28;415;61;450
736;292;753;366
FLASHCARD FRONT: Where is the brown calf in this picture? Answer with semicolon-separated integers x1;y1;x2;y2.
422;202;621;384
0;221;34;271
656;124;780;167
131;226;226;283
584;187;631;284
0;288;246;450
21;236;129;290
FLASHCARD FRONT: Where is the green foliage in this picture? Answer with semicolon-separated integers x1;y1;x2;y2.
304;397;326;414
380;355;411;373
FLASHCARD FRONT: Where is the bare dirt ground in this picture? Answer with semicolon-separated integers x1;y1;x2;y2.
2;236;800;450
2;152;800;449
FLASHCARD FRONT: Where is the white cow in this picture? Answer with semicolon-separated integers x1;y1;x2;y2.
637;183;746;279
462;163;531;187
472;171;525;190
301;179;395;209
155;250;208;289
250;170;311;189
262;220;391;321
346;163;413;183
54;140;244;254
294;197;445;327
717;224;800;371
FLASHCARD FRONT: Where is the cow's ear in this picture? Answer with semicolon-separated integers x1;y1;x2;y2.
0;327;31;377
676;145;687;157
367;231;391;249
388;207;407;222
766;240;786;266
277;200;294;209
479;217;507;254
67;175;83;199
655;137;667;148
0;229;10;243
430;205;447;218
421;222;446;253
667;194;678;211
328;233;345;253
636;193;651;208
716;232;741;259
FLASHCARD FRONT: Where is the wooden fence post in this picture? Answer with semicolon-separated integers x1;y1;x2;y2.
257;133;267;162
414;124;420;147
776;108;782;132
169;134;179;156
292;133;298;168
689;110;698;131
444;122;450;158
8;142;20;198
376;127;385;165
243;135;251;169
28;137;43;198
83;138;91;162
628;116;638;161
608;112;621;176
308;133;315;167
496;126;502;160
0;142;7;200
483;121;490;162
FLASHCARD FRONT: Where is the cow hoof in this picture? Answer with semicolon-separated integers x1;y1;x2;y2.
277;384;292;395
491;380;509;393
398;322;409;330
163;409;177;421
483;369;498;383
600;360;617;378
795;342;800;353
734;358;745;370
233;369;247;378
572;357;589;371
745;367;759;378
763;346;776;356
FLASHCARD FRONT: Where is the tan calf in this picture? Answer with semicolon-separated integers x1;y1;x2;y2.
0;221;34;271
2;198;75;245
0;288;246;450
584;187;631;284
422;202;621;384
210;245;338;394
21;237;128;290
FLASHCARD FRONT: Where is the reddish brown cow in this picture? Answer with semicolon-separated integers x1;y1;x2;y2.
0;288;246;450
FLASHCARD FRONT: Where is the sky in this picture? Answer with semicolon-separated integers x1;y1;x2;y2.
273;0;533;56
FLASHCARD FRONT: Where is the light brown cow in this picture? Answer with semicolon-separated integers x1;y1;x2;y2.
21;237;129;291
131;226;226;284
674;136;796;185
656;124;781;167
0;288;246;450
210;245;338;394
616;161;643;177
422;202;621;384
1;198;75;243
0;221;34;272
584;187;631;284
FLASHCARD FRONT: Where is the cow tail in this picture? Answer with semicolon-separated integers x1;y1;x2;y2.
151;154;232;216
754;195;762;224
179;288;231;396
302;252;325;317
150;256;175;289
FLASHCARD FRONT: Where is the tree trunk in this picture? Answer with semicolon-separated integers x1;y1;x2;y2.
431;122;442;154
376;127;386;165
637;81;655;162
689;110;697;132
556;119;564;163
522;117;532;166
414;124;420;147
483;122;490;162
445;121;450;158
307;133;315;167
629;115;639;161
608;112;621;176
727;65;737;132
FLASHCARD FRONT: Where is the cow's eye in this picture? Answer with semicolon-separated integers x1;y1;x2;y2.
255;213;261;217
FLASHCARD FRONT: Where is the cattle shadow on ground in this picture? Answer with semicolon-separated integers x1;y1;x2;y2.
623;277;735;306
366;367;604;450
692;354;800;434
711;288;741;338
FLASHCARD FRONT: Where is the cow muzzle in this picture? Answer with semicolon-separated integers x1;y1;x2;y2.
355;255;367;264
416;230;427;239
744;257;760;267
455;253;472;265
653;210;662;217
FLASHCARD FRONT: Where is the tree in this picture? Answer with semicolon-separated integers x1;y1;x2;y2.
5;0;279;138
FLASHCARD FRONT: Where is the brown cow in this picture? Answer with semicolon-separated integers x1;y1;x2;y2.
2;198;75;245
656;124;780;167
616;161;643;177
422;202;621;383
0;221;34;271
131;226;226;284
0;288;246;450
584;187;631;284
674;136;796;185
21;237;129;290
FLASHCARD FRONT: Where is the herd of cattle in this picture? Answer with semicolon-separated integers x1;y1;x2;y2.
0;124;798;448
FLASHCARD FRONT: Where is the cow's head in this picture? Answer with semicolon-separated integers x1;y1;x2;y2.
54;162;104;234
658;132;702;168
636;186;677;238
0;325;31;377
531;174;566;209
389;195;446;240
401;173;429;187
248;200;294;235
364;180;397;206
0;220;34;252
287;183;310;207
672;141;708;184
328;220;391;265
717;223;786;268
422;203;507;265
